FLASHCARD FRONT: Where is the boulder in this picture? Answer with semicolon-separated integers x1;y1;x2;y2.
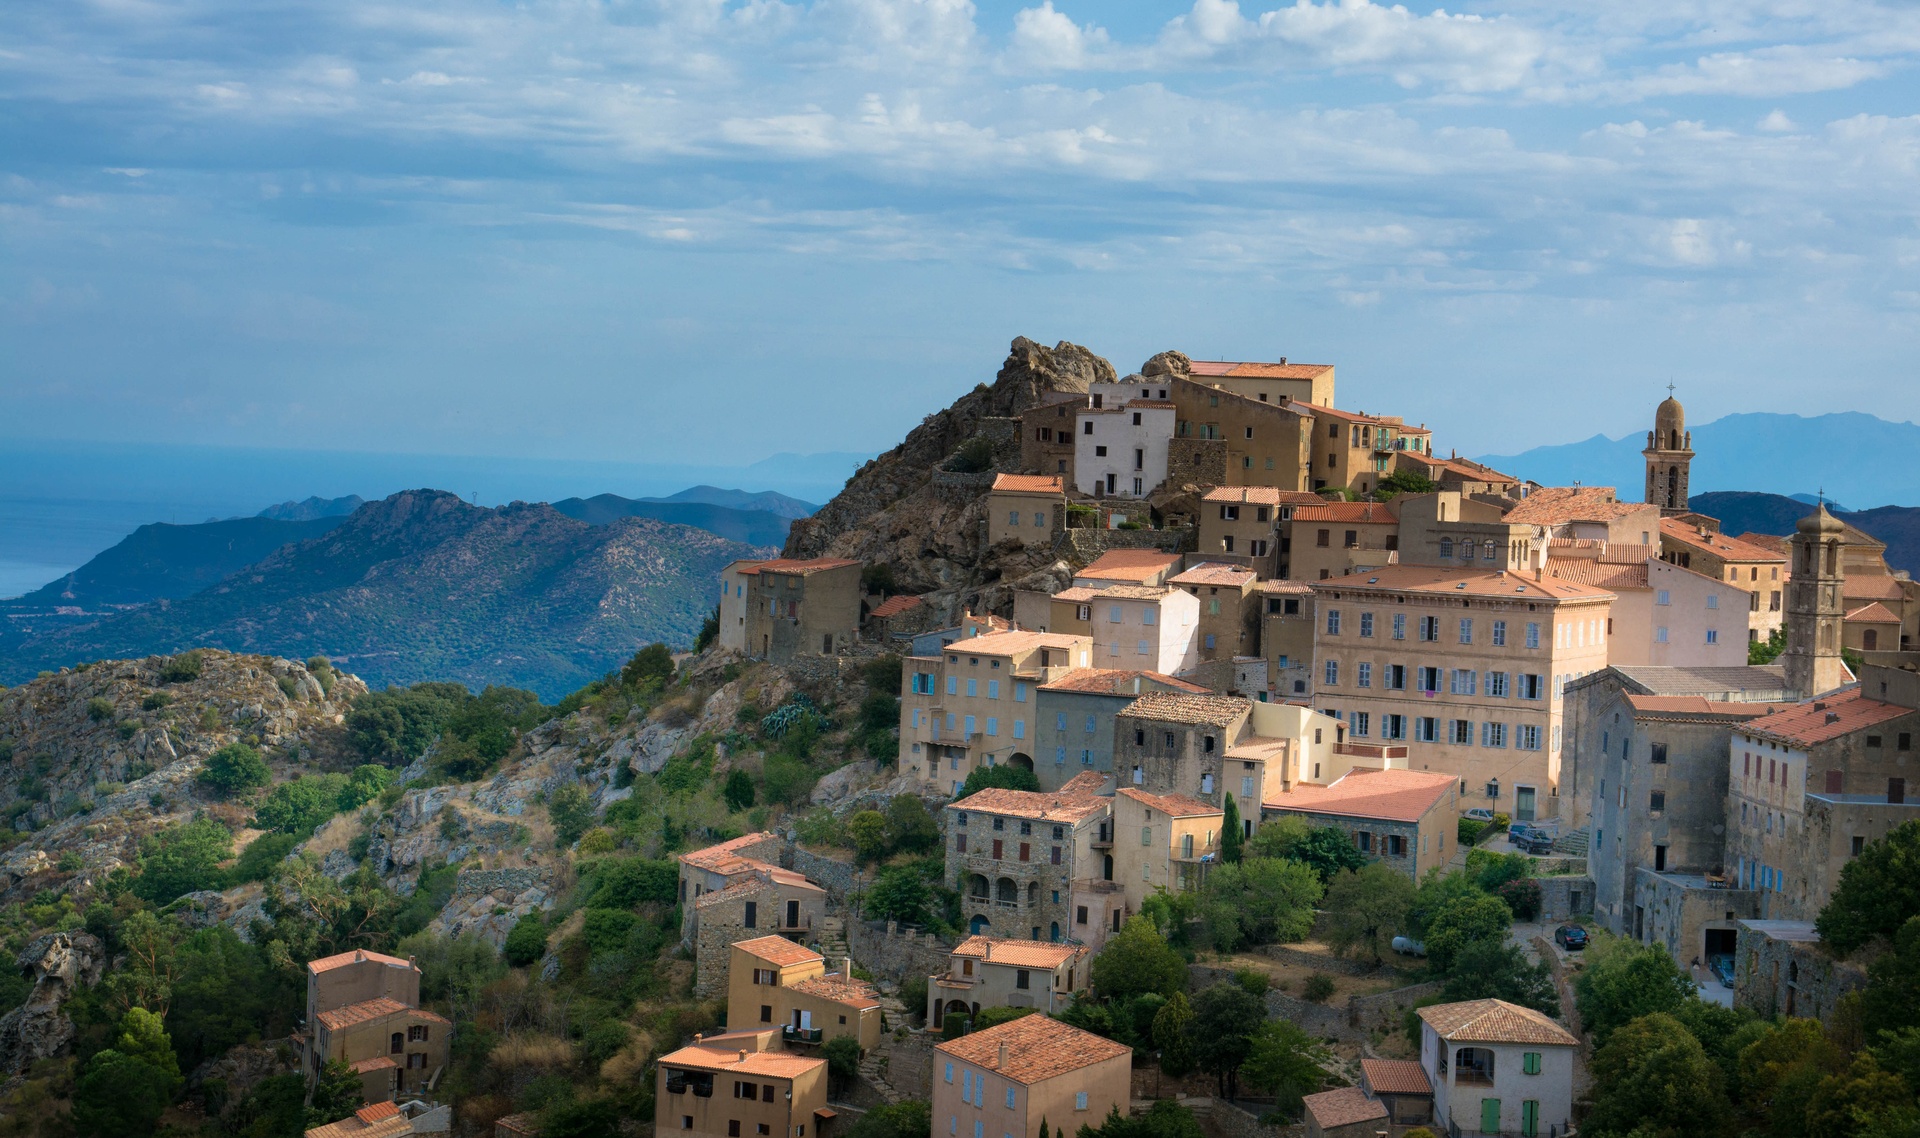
0;930;105;1074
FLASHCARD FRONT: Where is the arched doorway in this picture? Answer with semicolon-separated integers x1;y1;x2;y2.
1103;854;1114;881
969;914;991;935
967;874;989;901
1009;753;1034;771
995;878;1019;905
937;999;971;1029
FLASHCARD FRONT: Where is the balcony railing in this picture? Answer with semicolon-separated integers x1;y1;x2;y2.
783;1026;824;1044
1335;742;1409;760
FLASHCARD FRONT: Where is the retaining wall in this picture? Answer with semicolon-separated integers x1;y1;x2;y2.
785;847;865;904
1348;980;1444;1036
848;919;955;988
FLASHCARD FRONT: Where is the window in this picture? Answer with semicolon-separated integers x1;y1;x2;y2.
1316;528;1331;547
1418;666;1441;692
1650;790;1666;812
1657;589;1671;606
1360;612;1374;637
1384;664;1405;690
1655;626;1669;644
1486;671;1509;697
988;680;999;699
1108;606;1122;623
1325;660;1339;685
1525;622;1540;649
1522;1052;1541;1076
1517;725;1541;750
1015;970;1030;990
1094;445;1107;456
409;1025;430;1041
1351;712;1370;737
1327;610;1342;635
1491;619;1506;646
1650;743;1668;764
1415;717;1438;742
1707;594;1719;609
1707;629;1719;644
1384;714;1405;740
1451;719;1474;745
1392;613;1406;640
945;1063;954;1083
1460;618;1473;644
1358;662;1372;688
1419;615;1440;641
1482;722;1507;748
730;1123;741;1137
1517;674;1544;700
1076;1093;1090;1111
744;901;757;928
1450;669;1477;696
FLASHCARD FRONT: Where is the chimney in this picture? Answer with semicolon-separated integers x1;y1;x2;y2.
695;1033;704;1042
739;1050;749;1062
845;956;854;979
997;1042;1008;1069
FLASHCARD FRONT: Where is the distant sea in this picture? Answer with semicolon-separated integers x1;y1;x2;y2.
0;440;867;601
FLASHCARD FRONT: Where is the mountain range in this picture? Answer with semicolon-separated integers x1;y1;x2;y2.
549;491;808;546
0;490;771;697
1689;491;1920;576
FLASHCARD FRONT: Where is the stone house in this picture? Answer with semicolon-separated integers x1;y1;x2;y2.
1395;491;1537;574
718;560;763;655
1185;358;1335;408
1502;486;1660;550
925;936;1087;1031
1658;519;1789;644
1109;787;1222;897
1286;501;1400;583
932;1014;1131;1138
1390;453;1520;497
690;869;829;998
1733;920;1868;1024
1031;668;1209;792
725;937;883;1050
1297;403;1434;499
654;1028;829;1138
1262;768;1458;880
1632;868;1762;980
944;774;1112;941
738;558;863;663
987;474;1066;547
1196;486;1324;577
1259;580;1317;699
678;833;786;934
1417;1000;1577;1138
897;630;1094;797
1846;602;1903;655
1166;374;1316;492
864;595;930;643
1018;391;1085;481
294;949;450;1104
1168;563;1261;674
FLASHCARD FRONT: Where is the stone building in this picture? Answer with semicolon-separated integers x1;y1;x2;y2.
1166;374;1316;492
654;1028;829;1138
1733;920;1868;1024
1262;768;1459;880
1643;393;1695;515
1632;868;1762;980
898;630;1094;796
1259;580;1317;699
925;936;1087;1030
725;938;883;1050
1185;358;1335;407
1394;491;1538;574
690;868;828;998
1658;519;1788;644
1390;452;1520;497
1113;693;1361;826
932;1014;1131;1138
1109;787;1223;897
1783;505;1851;699
1017;390;1085;480
737;558;863;663
1030;668;1208;792
1196;486;1324;576
1298;402;1434;498
1285;501;1400;583
986;474;1065;547
944;773;1112;940
678;833;785;933
294;949;450;1104
1169;563;1261;680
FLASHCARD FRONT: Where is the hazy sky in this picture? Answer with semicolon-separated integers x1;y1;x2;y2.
3;0;1917;466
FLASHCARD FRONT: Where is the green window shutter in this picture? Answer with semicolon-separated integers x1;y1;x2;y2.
1522;1099;1540;1138
1523;1051;1540;1075
1481;1098;1502;1134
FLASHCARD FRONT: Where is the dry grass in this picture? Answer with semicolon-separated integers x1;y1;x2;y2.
600;1036;655;1083
489;1032;575;1071
1223;950;1406;1003
302;812;360;859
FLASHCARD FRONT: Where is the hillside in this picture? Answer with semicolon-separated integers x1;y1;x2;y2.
1691;490;1920;575
253;494;364;521
645;484;817;519
4;515;347;610
1480;411;1920;510
0;490;770;697
549;493;795;546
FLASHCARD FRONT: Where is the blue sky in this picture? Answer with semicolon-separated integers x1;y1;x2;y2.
3;0;1917;467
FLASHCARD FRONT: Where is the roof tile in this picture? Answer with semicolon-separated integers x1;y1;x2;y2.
1076;550;1183;583
1115;787;1223;818
934;1012;1130;1084
951;937;1084;969
1263;768;1455;821
1360;1058;1432;1096
1117;690;1251;727
992;474;1065;495
1301;1087;1388;1129
1417;999;1578;1046
732;936;824;968
1740;687;1913;749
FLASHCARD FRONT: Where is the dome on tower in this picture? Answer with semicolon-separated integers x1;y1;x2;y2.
1654;395;1685;437
1798;503;1845;537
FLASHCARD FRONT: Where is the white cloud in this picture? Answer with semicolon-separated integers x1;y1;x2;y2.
1759;108;1797;131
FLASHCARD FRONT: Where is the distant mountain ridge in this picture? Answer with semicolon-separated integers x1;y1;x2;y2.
645;485;817;519
253;494;365;521
7;515;348;609
1479;412;1920;511
549;494;797;546
1689;491;1920;576
0;489;769;697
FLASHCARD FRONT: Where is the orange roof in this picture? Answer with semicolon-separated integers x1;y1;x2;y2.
992;474;1065;495
1418;999;1578;1046
732;936;824;968
1412;455;1517;484
304;1102;412;1138
355;1104;401;1123
937;630;1087;658
679;833;779;872
934;1011;1130;1084
1100;584;1172;600
694;871;823;910
741;558;860;576
1118;690;1251;727
1077;550;1182;584
1051;586;1106;603
951;936;1083;969
659;1040;825;1079
316;996;413;1031
1302;1086;1387;1129
1292;501;1397;524
869;595;924;619
1624;695;1791;720
1258;579;1314;595
1845;576;1906;602
1264;768;1455;821
1169;563;1259;588
1037;669;1209;696
1660;518;1789;562
1360;1058;1432;1096
1847;601;1901;624
1116;787;1222;819
1736;532;1793;556
949;787;1110;824
1314;564;1615;602
348;1056;398;1074
1546;558;1647;590
494;1115;541;1138
1505;486;1654;525
1189;360;1333;380
790;974;882;1010
307;949;416;976
1741;688;1912;749
1200;486;1325;506
1292;401;1394;425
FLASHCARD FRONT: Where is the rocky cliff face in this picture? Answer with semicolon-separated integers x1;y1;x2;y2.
0;650;366;902
783;336;1113;621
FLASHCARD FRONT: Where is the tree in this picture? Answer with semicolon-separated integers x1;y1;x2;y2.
167;925;286;1071
105;909;185;1014
1091;916;1188;1000
1422;893;1512;972
253;774;350;835
1583;1013;1730;1138
1441;939;1559;1016
723;769;756;812
309;1058;368;1126
1219;796;1243;864
1807;1053;1913;1138
1374;470;1438;500
1238;1019;1329;1118
132;818;233;904
1153;992;1196;1078
1197;857;1322;951
1819;822;1920;955
198;743;270;798
1863;917;1920;1038
695;608;721;653
885;795;941;855
622;643;676;689
848;810;890;863
70;1049;178;1137
505;913;548;967
1073;1101;1205;1138
973;1007;1037;1031
585;856;678;909
847;1101;933;1138
1406;869;1488;939
1189;982;1264;1099
822;1036;863;1095
116;1007;182;1079
1322;862;1416;964
960;765;1041;796
1284;825;1369;883
548;783;595;848
1248;815;1310;859
1575;939;1699;1049
1751;626;1788;666
1736;1018;1847;1137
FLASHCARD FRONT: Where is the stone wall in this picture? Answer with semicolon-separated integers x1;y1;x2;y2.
1348;980;1444;1036
1168;438;1227;489
1734;922;1867;1026
1259;945;1378;977
1191;1097;1291;1138
785;846;865;905
433;867;557;946
1058;526;1193;562
1189;965;1350;1041
848;919;956;988
931;469;999;501
1537;875;1595;922
883;1029;937;1102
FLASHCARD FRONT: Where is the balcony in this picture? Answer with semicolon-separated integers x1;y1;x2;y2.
782;1026;824;1045
1335;742;1409;760
1170;844;1220;864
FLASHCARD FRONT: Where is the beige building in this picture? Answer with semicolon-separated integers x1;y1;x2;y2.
1544;554;1750;668
899;630;1094;796
1658;518;1788;643
656;1028;829;1138
1504;486;1660;550
1110;787;1223;897
1197;486;1324;576
1263;768;1458;879
725;938;883;1050
987;475;1066;546
1081;584;1201;677
1395;492;1537;573
1260;580;1318;699
1287;501;1399;582
1187;358;1335;407
737;558;863;663
932;1014;1131;1138
925;936;1087;1031
295;949;450;1104
1299;403;1434;498
1073;549;1183;589
1310;565;1617;820
1169;563;1261;680
1018;391;1085;480
1392;452;1520;497
945;773;1112;941
1167;375;1316;492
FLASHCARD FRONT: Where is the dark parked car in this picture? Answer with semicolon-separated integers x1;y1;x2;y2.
1554;925;1589;950
1710;955;1736;988
1521;834;1557;855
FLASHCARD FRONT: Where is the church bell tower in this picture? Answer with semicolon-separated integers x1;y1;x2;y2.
1784;503;1848;698
1643;387;1694;516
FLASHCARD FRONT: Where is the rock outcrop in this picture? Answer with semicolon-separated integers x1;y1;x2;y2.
0;930;105;1074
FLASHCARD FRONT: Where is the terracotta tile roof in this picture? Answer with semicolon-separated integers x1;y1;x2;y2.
1099;584;1172;600
1058;771;1108;796
1624;695;1792;720
869;595;925;619
934;630;1089;661
356;1103;402;1123
1848;602;1902;623
1258;579;1315;595
1545;558;1648;590
1263;768;1455;820
1417;999;1578;1046
1037;669;1209;696
1504;486;1655;525
949;787;1111;824
1116;787;1223;818
315;996;411;1031
1077;550;1183;583
1292;501;1398;524
1314;564;1614;601
1414;455;1517;484
1188;360;1333;380
1118;690;1251;727
694;871;823;910
680;833;780;872
1741;687;1912;749
304;1103;413;1138
743;558;861;576
494;1114;542;1137
790;973;882;1010
1610;664;1790;696
992;474;1065;495
1051;586;1106;603
307;949;416;976
1360;1058;1432;1096
1200;486;1326;506
934;1011;1130;1084
659;1040;826;1078
1302;1086;1387;1129
1660;519;1789;562
1845;576;1906;602
1736;532;1793;556
951;936;1084;969
1292;401;1392;425
1169;563;1259;587
732;936;825;968
348;1056;398;1074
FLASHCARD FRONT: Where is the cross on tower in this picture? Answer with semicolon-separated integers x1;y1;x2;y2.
1667;380;1676;396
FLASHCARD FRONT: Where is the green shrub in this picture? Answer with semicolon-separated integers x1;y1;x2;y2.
504;914;548;966
277;675;301;701
141;692;172;711
227;832;297;884
1301;974;1336;1003
945;437;995;474
133;818;232;903
87;697;115;722
621;644;675;689
1233;968;1271;997
1457;818;1486;847
157;651;205;684
253;774;349;835
306;657;336;695
549;784;595;848
198;743;270;798
116;720;139;740
722;770;756;812
581;909;638;953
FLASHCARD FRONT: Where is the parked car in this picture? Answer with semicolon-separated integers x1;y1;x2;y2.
1710;955;1736;988
1391;936;1428;957
1554;925;1589;950
1520;834;1557;855
1463;808;1496;823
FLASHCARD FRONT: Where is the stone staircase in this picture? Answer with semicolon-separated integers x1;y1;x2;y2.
1553;828;1590;857
817;914;851;962
857;994;913;1104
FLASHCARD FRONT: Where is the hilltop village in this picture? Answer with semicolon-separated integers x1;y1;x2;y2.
3;339;1920;1138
